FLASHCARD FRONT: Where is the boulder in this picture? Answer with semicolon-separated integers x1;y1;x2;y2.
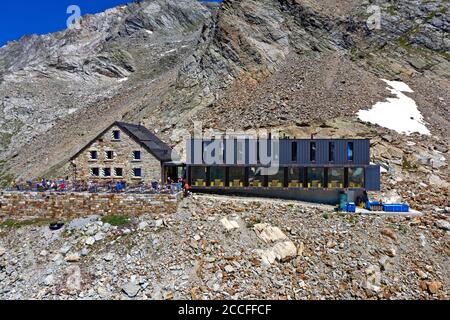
254;223;288;243
258;241;297;265
220;217;239;231
122;282;140;298
435;220;450;231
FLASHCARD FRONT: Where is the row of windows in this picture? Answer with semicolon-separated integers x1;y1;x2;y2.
89;150;141;161
190;166;365;189
296;141;354;162
89;167;142;178
200;141;355;163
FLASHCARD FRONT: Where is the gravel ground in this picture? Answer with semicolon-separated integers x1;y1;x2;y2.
0;194;448;300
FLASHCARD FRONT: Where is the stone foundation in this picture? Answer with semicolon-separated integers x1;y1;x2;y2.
0;192;181;219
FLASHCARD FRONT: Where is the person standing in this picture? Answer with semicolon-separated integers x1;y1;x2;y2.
183;182;190;198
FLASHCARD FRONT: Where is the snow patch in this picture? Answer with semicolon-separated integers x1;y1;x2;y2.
357;79;430;135
371;162;388;173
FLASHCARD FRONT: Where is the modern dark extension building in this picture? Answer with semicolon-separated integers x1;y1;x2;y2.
185;137;381;204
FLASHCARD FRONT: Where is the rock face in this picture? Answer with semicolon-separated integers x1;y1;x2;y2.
0;0;211;182
0;0;448;187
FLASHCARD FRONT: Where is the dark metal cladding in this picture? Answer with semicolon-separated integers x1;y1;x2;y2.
185;138;381;202
187;138;372;166
365;165;381;191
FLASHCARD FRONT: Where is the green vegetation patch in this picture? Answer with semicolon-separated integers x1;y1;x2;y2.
0;218;54;229
101;215;129;227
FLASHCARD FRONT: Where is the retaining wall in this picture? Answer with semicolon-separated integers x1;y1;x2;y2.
0;192;181;219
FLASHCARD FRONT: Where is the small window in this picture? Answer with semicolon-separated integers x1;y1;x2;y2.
89;151;98;160
310;142;316;162
291;141;298;162
90;167;99;177
103;168;111;177
133;151;141;160
106;150;113;160
347;142;354;161
114;168;123;177
112;130;121;140
329;142;335;162
133;168;142;177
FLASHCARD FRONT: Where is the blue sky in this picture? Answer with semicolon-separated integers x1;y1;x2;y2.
0;0;223;47
0;1;134;46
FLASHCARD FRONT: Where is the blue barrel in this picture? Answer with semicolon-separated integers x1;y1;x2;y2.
346;202;356;213
339;193;347;210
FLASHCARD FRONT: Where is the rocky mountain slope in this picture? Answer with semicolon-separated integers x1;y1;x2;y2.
0;0;448;208
0;0;212;179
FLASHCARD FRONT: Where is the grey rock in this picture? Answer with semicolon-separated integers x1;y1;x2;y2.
94;232;105;242
60;245;72;255
43;274;54;286
103;253;114;261
68;216;100;230
154;219;164;228
224;265;235;273
122;282;141;298
418;234;427;247
39;250;48;257
85;237;96;246
138;221;148;230
435;220;450;231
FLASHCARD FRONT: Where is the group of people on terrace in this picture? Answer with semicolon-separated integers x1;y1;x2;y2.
9;177;189;195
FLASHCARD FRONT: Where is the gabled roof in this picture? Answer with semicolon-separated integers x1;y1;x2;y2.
71;122;175;163
115;122;174;162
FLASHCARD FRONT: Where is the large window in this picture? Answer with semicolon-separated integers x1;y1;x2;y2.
310;142;316;162
349;167;364;188
268;168;284;188
249;167;264;187
288;167;303;188
328;168;344;188
307;167;324;188
256;141;260;163
329;142;335;162
228;167;245;187
210;167;226;187
191;166;207;187
347;142;354;161
291;142;297;162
